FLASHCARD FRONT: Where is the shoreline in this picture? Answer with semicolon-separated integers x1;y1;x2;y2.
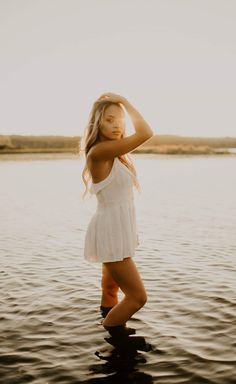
0;150;236;162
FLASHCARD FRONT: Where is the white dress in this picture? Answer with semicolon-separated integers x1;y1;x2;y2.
84;157;140;263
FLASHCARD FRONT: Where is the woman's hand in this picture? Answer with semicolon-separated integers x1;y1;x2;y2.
95;92;127;106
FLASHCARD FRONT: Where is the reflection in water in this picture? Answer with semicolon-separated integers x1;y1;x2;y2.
88;361;153;384
88;342;153;384
89;336;154;384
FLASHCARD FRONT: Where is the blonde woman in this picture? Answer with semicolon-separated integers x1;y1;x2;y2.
81;92;153;346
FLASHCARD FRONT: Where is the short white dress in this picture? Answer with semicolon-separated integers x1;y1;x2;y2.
84;157;140;263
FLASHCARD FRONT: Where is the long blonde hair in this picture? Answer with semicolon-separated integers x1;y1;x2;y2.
78;100;141;198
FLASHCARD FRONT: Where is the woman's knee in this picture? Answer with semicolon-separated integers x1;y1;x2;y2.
127;290;148;309
104;258;147;306
140;291;148;307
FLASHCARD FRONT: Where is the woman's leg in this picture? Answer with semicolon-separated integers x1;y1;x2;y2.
102;257;147;327
101;263;119;308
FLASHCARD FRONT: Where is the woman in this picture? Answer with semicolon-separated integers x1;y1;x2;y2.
81;92;153;342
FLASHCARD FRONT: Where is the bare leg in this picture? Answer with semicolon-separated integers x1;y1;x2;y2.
101;263;119;308
102;257;147;327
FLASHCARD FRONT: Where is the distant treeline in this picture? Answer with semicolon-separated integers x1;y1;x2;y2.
0;135;77;153
144;135;236;148
0;134;236;155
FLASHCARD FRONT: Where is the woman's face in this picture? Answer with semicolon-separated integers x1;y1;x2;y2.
98;104;125;141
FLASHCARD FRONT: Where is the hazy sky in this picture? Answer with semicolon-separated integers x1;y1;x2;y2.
0;0;235;138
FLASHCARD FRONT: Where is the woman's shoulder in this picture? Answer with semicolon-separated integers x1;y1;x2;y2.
86;152;116;184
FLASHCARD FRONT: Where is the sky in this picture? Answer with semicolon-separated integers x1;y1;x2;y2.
0;0;235;138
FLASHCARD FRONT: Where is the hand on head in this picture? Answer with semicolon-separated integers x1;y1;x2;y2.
95;92;126;105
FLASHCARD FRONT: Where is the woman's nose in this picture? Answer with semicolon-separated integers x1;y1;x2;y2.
114;120;122;129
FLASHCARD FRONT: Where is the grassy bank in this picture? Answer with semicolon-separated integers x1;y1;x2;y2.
0;134;235;156
132;145;231;155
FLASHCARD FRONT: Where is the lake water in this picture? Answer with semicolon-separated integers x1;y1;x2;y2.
0;154;235;384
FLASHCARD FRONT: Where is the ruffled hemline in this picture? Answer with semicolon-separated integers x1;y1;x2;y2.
83;203;140;263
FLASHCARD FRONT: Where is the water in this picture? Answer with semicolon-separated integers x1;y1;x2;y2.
0;154;236;384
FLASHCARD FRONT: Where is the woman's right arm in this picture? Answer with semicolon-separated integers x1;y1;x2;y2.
123;99;153;139
89;95;154;161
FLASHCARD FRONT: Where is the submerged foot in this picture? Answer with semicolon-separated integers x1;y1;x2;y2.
105;335;152;352
100;305;113;318
102;323;136;336
102;323;152;352
100;306;136;335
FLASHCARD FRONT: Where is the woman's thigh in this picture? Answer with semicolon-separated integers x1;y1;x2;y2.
103;257;147;301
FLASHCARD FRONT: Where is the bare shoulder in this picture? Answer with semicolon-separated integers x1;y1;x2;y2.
87;149;114;183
